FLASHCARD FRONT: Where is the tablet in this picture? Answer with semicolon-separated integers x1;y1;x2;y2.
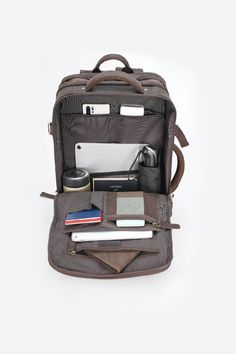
75;142;146;173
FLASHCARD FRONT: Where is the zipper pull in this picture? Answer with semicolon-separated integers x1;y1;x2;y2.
40;192;56;200
68;249;76;256
152;221;180;230
152;221;161;229
67;238;77;255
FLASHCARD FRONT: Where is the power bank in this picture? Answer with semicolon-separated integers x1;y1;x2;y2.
116;219;145;227
120;104;144;116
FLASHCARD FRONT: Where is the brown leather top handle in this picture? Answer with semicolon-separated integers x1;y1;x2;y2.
170;144;185;193
92;54;133;73
86;71;144;94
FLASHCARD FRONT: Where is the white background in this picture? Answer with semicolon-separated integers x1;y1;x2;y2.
1;1;236;353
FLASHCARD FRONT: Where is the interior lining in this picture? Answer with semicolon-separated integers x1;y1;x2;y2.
57;95;169;193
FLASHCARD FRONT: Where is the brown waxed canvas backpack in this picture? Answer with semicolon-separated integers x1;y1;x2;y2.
42;53;189;279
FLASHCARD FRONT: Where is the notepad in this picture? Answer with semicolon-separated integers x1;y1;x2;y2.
116;191;145;227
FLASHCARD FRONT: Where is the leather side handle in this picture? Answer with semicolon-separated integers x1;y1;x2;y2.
175;125;189;147
92;54;133;73
170;144;185;193
86;71;144;94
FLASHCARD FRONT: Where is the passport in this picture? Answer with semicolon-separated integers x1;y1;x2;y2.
65;208;102;225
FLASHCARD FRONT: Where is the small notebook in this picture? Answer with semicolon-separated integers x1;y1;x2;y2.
65;208;102;225
116;191;145;227
116;191;144;215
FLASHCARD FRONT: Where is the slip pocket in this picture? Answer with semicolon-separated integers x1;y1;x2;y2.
54;191;107;233
103;192;179;231
138;162;161;193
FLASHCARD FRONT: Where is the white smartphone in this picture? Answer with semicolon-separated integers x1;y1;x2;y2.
82;104;110;115
120;104;144;116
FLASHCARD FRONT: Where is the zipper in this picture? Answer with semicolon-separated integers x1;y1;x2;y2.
57;76;167;95
57;81;166;96
60;112;163;118
61;72;166;85
106;215;179;230
68;247;160;257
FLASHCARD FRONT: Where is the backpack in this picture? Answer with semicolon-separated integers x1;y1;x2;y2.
42;53;189;279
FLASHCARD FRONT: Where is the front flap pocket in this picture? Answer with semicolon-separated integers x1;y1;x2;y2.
54;190;179;236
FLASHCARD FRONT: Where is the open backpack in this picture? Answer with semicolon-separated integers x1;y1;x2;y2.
42;53;189;279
